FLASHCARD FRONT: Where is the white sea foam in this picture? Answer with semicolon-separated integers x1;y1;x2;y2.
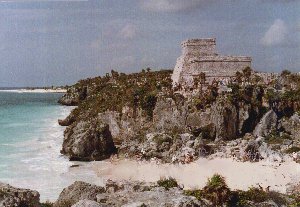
0;105;99;201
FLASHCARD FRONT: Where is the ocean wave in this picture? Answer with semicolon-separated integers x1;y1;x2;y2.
0;104;79;201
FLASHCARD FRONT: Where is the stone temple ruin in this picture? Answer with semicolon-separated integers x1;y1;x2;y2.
171;38;252;87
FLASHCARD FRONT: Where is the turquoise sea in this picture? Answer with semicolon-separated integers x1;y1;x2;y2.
0;91;100;201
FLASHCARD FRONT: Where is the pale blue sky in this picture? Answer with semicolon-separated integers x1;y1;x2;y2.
0;0;299;87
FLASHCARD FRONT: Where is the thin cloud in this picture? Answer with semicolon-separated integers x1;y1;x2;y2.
119;24;137;40
260;19;288;46
140;0;211;12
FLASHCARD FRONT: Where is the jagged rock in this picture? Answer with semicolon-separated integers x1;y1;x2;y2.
258;143;283;162
96;180;207;207
211;98;238;140
253;110;277;137
59;70;265;162
280;113;300;140
286;181;300;195
58;109;77;126
153;96;188;132
61;120;116;161
71;200;103;207
0;182;40;207
55;180;208;207
58;86;87;106
54;181;105;207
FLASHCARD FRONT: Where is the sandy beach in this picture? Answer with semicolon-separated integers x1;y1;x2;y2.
89;158;300;194
0;89;66;93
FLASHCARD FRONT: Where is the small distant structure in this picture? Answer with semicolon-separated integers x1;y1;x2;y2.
171;38;252;88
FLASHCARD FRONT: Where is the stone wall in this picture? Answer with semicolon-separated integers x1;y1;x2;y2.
182;38;218;57
172;38;252;88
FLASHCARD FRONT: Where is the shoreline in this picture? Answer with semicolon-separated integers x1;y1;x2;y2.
88;158;300;194
0;104;74;202
3;156;300;202
0;89;67;93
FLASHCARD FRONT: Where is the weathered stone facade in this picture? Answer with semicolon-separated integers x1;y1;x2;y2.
172;38;252;87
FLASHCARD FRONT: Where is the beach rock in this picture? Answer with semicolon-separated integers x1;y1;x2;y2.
54;181;105;207
96;180;207;207
55;180;207;207
61;120;117;161
0;182;40;207
258;143;284;162
71;199;103;207
286;181;300;195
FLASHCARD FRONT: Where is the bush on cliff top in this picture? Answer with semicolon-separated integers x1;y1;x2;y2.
66;70;173;121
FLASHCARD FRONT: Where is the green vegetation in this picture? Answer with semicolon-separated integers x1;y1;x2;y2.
153;134;173;146
183;174;294;206
157;177;178;190
233;187;288;206
41;201;54;207
202;174;231;206
265;130;283;145
284;146;300;154
67;70;173;121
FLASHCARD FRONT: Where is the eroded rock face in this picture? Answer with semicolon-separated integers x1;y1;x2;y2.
253;110;278;138
153;96;188;132
280;113;300;140
61;120;116;161
54;181;105;207
60;82;264;162
0;182;40;207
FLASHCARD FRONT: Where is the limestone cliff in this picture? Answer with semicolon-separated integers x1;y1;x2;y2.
58;69;269;162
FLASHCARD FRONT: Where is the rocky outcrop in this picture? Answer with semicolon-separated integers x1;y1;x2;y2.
61;88;264;162
119;132;202;163
58;86;87;106
56;180;207;207
280;113;300;140
54;181;105;207
61;120;116;161
286;181;300;195
72;200;103;207
253;110;277;137
58;109;77;126
153;95;188;132
0;182;40;207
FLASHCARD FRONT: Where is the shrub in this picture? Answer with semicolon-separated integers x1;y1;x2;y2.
153;134;173;146
157;177;178;190
235;187;288;206
184;189;203;201
41;201;54;207
202;174;231;206
284;146;300;154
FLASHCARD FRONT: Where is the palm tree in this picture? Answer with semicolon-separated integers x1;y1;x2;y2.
235;71;243;84
242;67;252;83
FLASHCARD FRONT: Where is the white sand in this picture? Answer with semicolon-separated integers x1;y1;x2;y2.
0;89;66;93
91;158;300;193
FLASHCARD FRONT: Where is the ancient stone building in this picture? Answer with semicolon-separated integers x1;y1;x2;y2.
172;38;252;87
